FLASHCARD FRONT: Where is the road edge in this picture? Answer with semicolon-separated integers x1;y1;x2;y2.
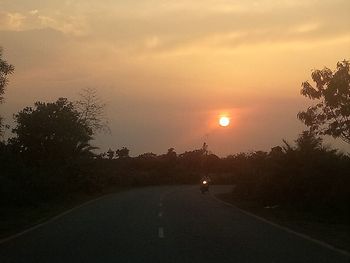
210;192;350;257
0;192;116;245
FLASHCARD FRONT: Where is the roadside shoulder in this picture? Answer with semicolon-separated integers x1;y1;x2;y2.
212;192;350;257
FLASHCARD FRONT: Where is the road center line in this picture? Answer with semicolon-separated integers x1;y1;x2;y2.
159;202;162;207
158;227;164;238
158;211;163;217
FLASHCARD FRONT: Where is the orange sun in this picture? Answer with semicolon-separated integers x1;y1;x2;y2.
219;116;230;127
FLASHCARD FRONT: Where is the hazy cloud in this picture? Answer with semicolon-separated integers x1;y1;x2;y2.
1;0;349;51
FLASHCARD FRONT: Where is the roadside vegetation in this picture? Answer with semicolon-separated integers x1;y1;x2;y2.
0;47;349;247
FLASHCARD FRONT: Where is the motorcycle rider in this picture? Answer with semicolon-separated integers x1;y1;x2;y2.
201;175;211;184
200;175;211;193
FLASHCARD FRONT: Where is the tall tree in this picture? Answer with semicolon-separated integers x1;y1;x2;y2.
0;47;15;135
298;60;350;144
11;98;94;165
75;87;109;135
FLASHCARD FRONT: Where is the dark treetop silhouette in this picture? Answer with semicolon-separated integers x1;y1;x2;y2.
0;48;14;135
298;60;350;144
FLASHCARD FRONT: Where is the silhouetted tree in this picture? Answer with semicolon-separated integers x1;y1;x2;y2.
203;153;220;173
298;60;350;144
269;146;283;158
75;87;109;134
166;147;177;159
10;98;94;165
107;148;115;159
201;142;209;155
138;152;157;159
295;131;323;153
178;143;210;175
134;152;158;171
116;147;130;158
0;47;14;135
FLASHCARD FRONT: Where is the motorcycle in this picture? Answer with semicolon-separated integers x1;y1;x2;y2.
200;180;209;194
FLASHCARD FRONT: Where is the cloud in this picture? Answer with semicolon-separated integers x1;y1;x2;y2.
69;0;349;53
0;12;26;31
29;9;39;15
37;14;88;36
0;9;88;36
0;0;349;55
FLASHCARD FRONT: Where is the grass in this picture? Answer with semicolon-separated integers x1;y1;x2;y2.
216;193;350;253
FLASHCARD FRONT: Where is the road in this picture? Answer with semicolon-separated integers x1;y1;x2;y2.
0;185;348;263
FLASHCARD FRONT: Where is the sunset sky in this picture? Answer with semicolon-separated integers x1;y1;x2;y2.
1;0;350;156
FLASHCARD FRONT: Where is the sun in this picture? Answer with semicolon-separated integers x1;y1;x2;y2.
219;116;230;127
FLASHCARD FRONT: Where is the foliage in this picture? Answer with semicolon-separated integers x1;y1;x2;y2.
2;128;349;222
229;132;349;218
75;87;109;135
107;148;115;159
116;147;130;158
94;136;348;219
0;48;14;103
0;47;15;135
10;98;94;165
298;60;350;143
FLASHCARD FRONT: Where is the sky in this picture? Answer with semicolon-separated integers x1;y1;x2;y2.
0;0;350;156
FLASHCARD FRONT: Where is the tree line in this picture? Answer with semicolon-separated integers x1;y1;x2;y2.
0;47;349;221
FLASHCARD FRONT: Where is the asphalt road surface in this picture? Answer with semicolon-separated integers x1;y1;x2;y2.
0;185;349;263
